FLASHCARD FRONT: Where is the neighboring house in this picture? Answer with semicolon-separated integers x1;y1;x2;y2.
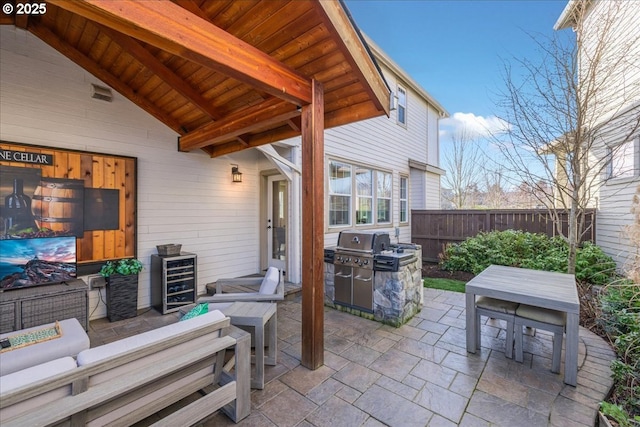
0;3;445;321
555;0;640;270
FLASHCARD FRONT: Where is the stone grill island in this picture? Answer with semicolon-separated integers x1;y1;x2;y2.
324;232;423;327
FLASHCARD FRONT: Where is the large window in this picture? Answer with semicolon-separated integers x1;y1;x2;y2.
399;176;408;223
329;161;351;226
608;139;639;179
397;86;407;126
328;160;394;227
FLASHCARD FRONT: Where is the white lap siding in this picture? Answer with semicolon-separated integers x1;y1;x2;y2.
0;26;262;319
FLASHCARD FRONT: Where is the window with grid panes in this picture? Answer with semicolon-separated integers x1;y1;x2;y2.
400;176;408;223
329;161;351;226
377;171;392;223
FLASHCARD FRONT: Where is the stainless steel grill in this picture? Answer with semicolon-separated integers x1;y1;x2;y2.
333;231;391;312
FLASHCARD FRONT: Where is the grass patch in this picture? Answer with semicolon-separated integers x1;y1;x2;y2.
423;278;466;293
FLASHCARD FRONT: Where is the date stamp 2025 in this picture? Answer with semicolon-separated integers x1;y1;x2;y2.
2;2;47;16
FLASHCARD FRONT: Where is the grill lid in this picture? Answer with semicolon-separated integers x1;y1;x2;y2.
336;231;390;254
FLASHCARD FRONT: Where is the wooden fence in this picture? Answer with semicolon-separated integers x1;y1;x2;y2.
412;209;597;262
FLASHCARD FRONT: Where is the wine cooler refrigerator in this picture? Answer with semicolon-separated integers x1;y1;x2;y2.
151;252;197;314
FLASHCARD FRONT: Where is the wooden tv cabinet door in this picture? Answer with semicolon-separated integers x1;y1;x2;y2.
0;279;89;333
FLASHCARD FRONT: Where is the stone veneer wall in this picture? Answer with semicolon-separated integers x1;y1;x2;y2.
323;246;423;327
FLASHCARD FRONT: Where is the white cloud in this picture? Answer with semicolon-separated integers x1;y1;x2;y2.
440;112;510;140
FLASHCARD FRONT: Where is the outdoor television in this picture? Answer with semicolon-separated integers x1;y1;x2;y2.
0;236;77;290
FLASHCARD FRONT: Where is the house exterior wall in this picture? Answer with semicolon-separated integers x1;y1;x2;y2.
574;1;640;270
594;105;640;269
580;1;640;124
320;53;446;248
0;26;446;316
0;26;265;319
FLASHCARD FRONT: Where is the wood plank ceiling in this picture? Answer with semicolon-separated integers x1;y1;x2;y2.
1;0;390;157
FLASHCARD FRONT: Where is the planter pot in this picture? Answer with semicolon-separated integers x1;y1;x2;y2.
106;274;139;322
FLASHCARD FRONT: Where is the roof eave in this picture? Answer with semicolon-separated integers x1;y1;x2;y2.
554;0;593;30
319;0;390;117
362;33;449;118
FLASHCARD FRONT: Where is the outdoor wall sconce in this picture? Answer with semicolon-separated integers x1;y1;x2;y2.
231;165;242;183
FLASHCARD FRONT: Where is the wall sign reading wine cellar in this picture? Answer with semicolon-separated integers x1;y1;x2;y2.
0;142;137;270
0;149;53;165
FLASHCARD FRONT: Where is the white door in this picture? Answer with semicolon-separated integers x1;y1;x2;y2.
267;175;287;273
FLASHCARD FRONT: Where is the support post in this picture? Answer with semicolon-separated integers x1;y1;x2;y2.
301;79;324;369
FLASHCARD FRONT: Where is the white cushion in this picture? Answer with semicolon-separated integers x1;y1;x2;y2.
77;310;226;366
259;267;280;295
0;356;77;393
0;318;89;376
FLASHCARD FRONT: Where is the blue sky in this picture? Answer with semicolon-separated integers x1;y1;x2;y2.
344;0;570;136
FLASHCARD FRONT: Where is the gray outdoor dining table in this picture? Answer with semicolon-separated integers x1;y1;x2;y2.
465;264;580;386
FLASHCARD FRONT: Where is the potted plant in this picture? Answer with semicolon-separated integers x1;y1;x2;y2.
100;258;143;278
100;258;143;322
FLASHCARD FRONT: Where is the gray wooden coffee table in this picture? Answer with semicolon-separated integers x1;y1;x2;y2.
218;302;277;389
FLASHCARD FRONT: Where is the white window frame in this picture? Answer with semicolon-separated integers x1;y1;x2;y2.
396;85;407;127
607;138;639;180
327;159;394;229
399;176;409;223
328;160;352;227
377;171;392;224
355;167;373;225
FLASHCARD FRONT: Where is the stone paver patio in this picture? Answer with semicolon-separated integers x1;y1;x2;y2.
89;288;615;426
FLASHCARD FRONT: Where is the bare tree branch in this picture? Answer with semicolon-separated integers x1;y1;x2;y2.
492;1;640;273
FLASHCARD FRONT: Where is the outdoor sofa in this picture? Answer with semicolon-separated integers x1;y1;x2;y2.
0;310;250;426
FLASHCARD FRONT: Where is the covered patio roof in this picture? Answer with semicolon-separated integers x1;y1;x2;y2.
1;0;389;156
1;0;390;369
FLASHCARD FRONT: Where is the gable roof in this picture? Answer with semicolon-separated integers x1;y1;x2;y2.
363;34;449;118
1;0;389;157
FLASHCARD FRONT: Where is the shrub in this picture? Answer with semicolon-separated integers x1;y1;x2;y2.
440;230;616;285
599;280;640;419
599;186;640;421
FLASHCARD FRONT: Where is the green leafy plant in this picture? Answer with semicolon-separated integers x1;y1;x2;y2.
99;258;143;277
597;186;640;422
440;230;616;285
600;401;640;426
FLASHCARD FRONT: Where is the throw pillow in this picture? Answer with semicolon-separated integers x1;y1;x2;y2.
180;303;209;321
258;267;280;295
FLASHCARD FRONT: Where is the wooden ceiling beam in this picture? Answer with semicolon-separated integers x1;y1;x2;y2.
207;126;301;158
48;0;313;106
286;117;302;132
172;0;210;21
179;98;300;151
29;21;184;134
96;24;222;121
235;135;250;147
317;1;390;116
